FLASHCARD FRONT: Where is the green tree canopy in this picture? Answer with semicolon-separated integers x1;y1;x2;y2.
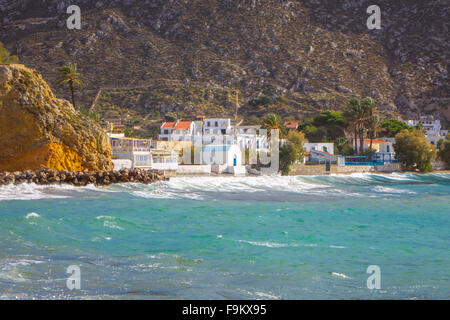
437;133;450;167
0;42;19;64
249;94;273;107
279;130;307;175
56;63;84;109
381;119;412;137
310;110;347;141
393;129;437;172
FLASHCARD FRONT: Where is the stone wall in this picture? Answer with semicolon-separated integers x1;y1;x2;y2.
288;164;378;175
176;165;211;175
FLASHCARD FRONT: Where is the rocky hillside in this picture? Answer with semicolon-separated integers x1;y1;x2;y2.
0;64;112;172
0;0;448;136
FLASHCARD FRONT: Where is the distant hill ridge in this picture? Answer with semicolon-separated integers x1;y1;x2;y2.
0;0;448;130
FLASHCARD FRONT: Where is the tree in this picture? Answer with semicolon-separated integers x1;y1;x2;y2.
279;130;306;175
263;113;280;139
437;134;450;167
249;94;273;107
298;122;325;142
56;63;84;110
345;98;366;154
311;110;347;141
279;143;298;175
287;130;307;162
345;97;377;155
367;115;382;159
393;129;437;172
335;137;354;156
381;119;412;137
0;42;19;64
164;112;178;122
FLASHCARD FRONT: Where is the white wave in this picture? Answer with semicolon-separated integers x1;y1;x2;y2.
96;216;124;230
25;212;40;219
331;272;350;279
130;175;330;200
373;186;416;194
238;289;280;300
0;258;44;283
0;183;69;201
329;245;346;249
236;240;289;248
0;182;118;202
254;291;281;299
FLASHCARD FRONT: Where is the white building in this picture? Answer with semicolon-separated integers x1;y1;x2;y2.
110;137;178;171
110;137;153;168
304;142;334;155
201;144;245;175
158;118;269;165
203;118;232;135
406;116;448;146
159;121;197;141
150;149;179;171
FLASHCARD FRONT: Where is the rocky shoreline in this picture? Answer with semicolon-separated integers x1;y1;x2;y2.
0;168;168;186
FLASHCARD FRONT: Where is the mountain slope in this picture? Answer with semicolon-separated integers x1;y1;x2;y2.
1;0;448;136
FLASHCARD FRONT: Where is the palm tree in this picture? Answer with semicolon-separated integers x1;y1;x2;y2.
367;115;382;160
56;63;84;110
263;113;280;139
346;98;367;154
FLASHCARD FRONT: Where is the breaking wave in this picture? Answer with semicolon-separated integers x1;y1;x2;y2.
0;173;448;202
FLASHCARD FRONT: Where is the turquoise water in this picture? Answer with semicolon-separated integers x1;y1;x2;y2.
0;173;449;299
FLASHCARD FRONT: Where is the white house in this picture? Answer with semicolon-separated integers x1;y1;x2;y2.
150;149;179;171
110;137;153;168
353;138;396;163
159;121;198;141
406;116;448;146
304;142;334;155
203;118;232;135
110;137;178;171
201;144;245;175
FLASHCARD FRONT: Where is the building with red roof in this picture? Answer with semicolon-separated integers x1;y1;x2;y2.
284;121;298;130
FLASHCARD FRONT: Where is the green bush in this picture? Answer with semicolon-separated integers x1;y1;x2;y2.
249;94;273;107
394;129;437;172
438;134;450;167
0;42;19;64
382;119;412;137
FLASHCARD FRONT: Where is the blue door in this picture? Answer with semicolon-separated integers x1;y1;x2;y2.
233;155;237;166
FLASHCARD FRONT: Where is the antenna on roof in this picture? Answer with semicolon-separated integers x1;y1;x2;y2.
234;90;239;121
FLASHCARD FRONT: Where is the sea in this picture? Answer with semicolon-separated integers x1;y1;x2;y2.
0;173;449;299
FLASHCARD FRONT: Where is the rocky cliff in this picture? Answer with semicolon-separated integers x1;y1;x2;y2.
0;64;112;172
0;0;448;133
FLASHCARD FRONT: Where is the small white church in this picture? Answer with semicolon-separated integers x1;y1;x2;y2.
201;144;245;175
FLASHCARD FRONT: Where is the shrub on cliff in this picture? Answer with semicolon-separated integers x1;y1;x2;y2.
394;129;437;172
0;42;19;64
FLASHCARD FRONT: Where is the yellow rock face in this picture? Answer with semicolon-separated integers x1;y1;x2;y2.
0;64;113;172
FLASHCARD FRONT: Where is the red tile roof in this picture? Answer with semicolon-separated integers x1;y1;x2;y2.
364;139;388;143
161;122;175;128
284;121;299;129
174;121;192;130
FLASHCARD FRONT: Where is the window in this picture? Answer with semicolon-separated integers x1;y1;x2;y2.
164;129;169;134
387;145;390;153
215;121;218;127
